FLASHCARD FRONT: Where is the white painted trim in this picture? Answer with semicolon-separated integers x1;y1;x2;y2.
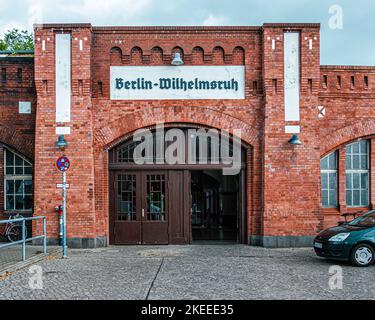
285;125;301;134
56;127;71;135
18;101;31;114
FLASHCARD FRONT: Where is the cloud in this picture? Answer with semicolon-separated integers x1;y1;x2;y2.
0;0;374;65
0;21;26;36
61;0;152;17
202;14;228;26
0;0;153;35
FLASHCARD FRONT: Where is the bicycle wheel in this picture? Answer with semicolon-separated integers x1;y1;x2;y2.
7;225;26;242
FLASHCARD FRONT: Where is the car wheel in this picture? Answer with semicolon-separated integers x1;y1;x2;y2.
350;244;375;267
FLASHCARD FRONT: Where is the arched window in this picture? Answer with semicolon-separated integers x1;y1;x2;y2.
346;140;369;207
4;148;33;211
113;128;243;166
321;151;338;208
321;139;371;209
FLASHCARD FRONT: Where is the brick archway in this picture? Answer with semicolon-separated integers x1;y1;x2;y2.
321;119;375;157
93;106;261;242
94;106;260;149
0;125;34;160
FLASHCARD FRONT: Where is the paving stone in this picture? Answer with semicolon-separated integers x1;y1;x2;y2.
0;245;374;300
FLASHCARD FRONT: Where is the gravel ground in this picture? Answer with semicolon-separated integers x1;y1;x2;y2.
0;245;374;300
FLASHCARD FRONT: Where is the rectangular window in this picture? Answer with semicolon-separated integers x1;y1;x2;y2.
346;140;369;207
4;148;33;212
321;152;338;208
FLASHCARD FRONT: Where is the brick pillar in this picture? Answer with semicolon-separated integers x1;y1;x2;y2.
261;24;322;247
34;24;103;248
33;27;57;240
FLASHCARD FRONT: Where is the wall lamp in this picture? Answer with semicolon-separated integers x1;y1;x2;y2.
288;134;302;146
171;52;184;66
56;135;68;150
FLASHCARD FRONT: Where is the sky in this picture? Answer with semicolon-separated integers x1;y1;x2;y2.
0;0;374;65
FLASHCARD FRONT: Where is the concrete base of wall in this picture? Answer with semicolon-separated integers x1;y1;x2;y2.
34;237;107;249
35;236;314;249
249;235;315;248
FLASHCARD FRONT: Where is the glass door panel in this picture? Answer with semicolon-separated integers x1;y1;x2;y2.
113;173;142;245
117;174;137;221
141;172;169;245
145;174;166;221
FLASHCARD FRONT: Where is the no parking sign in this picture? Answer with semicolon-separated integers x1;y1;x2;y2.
56;156;71;172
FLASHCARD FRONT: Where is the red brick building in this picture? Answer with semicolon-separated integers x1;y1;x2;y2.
0;23;374;248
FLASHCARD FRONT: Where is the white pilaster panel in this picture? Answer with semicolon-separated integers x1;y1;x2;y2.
284;32;300;122
55;34;71;123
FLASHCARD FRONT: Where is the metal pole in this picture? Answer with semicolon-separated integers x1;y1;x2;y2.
22;219;26;262
43;217;47;255
62;171;67;258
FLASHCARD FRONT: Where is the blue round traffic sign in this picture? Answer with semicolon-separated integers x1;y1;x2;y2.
56;156;71;172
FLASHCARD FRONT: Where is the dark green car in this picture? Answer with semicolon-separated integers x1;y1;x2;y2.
314;210;375;267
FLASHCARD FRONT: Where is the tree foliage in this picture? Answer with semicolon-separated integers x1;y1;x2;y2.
0;29;34;51
0;40;7;51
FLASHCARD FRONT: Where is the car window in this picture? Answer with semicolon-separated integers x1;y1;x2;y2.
349;212;375;227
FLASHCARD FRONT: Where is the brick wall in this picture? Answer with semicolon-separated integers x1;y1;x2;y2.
33;26;97;243
1;23;374;247
90;26;265;243
0;56;36;217
318;66;375;228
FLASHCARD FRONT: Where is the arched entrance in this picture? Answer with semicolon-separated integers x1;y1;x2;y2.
108;125;249;245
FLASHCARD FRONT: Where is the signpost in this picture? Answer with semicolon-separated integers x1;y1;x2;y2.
56;156;70;258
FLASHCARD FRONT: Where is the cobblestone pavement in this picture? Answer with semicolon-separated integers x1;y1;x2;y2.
0;245;46;272
0;245;374;300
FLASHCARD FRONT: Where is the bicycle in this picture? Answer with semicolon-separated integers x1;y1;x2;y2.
0;214;27;242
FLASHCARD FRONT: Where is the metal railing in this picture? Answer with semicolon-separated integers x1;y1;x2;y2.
0;216;47;262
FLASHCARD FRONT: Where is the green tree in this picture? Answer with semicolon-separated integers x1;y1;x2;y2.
0;40;7;51
0;29;34;51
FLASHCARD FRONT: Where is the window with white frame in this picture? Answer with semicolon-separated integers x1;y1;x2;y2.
4;148;33;211
346;140;369;207
321;152;338;208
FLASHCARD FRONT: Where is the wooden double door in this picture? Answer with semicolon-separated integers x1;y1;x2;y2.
110;170;190;245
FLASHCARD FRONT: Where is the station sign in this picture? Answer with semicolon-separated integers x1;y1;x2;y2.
110;66;245;100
